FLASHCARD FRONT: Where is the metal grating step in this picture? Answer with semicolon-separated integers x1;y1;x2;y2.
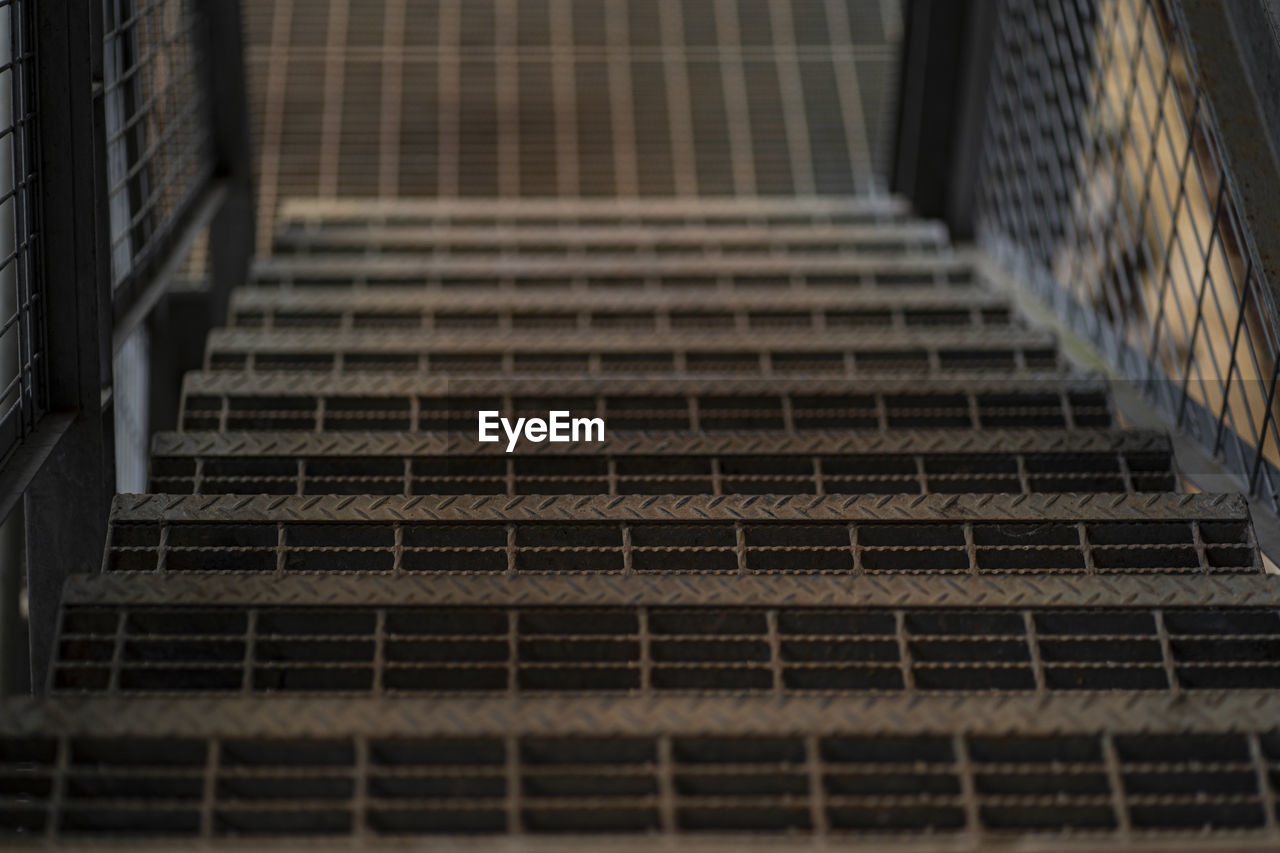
228;287;1014;333
249;251;980;290
275;198;917;228
178;376;1116;432
101;493;1258;577
58;569;1280;611
5;693;1280;841
271;221;951;258
202;327;1064;377
147;429;1176;497
50;598;1280;696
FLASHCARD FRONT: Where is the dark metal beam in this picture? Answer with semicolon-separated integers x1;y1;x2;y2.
893;0;997;238
25;2;115;690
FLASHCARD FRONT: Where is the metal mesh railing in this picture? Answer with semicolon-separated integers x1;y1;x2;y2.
0;1;43;468
102;0;214;308
978;0;1280;511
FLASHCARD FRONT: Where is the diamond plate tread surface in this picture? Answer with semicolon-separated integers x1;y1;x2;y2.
180;372;1109;398
272;221;951;254
149;429;1174;497
150;429;1171;458
207;327;1055;353
204;331;1063;378
277;196;915;223
2;693;1279;738
108;492;1246;524
61;572;1280;610
250;252;979;284
230;286;1002;314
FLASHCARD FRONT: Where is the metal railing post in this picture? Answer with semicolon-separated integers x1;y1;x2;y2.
194;0;255;326
149;0;254;433
25;2;115;689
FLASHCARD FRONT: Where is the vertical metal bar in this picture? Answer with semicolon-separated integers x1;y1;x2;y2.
255;0;291;254
191;0;255;332
25;0;115;692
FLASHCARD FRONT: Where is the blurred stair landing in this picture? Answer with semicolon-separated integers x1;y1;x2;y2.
9;197;1280;848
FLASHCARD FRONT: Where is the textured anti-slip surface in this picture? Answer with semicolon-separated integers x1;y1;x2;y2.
18;204;1280;847
19;201;1280;848
150;429;1176;496
11;0;1280;844
8;694;1280;840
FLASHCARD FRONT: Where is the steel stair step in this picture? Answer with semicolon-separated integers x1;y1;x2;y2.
48;580;1280;695
271;220;951;257
100;492;1258;577
274;195;916;226
202;326;1065;378
60;567;1280;611
147;428;1176;497
249;251;980;290
178;375;1116;432
5;692;1279;841
227;286;1013;332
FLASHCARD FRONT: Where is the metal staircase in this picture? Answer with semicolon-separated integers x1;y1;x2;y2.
5;197;1280;847
1;0;1279;842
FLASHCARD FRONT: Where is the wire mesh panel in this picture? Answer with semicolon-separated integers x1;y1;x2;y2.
978;0;1280;511
0;1;43;467
101;0;214;311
